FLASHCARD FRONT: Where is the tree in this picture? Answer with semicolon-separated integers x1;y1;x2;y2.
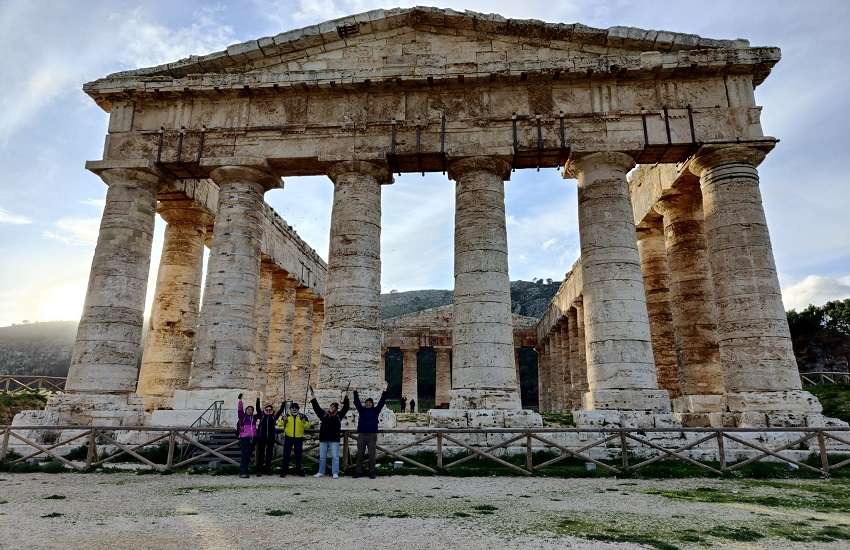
823;299;850;336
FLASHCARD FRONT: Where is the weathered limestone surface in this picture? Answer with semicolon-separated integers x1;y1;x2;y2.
435;348;451;407
310;302;324;390
569;152;673;423
690;145;820;421
66;168;160;397
655;191;725;416
567;307;585;407
401;348;419;408
137;204;211;410
289;288;314;402
635;224;680;398
449;157;521;410
189;163;279;393
316;161;390;407
252;261;274;395
264;272;296;403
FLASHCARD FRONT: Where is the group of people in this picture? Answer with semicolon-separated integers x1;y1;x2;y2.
235;383;388;479
399;395;416;413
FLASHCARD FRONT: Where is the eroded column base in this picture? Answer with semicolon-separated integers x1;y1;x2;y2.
449;388;522;410
582;389;673;412
23;392;146;427
429;408;543;429
672;394;727;426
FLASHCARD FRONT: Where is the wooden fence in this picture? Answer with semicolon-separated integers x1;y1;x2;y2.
0;376;66;394
801;371;850;386
2;425;850;478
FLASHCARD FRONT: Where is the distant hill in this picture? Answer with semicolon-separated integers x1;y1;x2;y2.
0;321;77;377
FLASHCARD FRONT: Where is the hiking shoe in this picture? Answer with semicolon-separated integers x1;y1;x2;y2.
332;474;339;479
313;473;324;478
239;474;249;479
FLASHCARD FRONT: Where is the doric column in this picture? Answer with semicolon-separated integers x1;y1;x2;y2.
289;288;314;402
568;152;672;416
67;167;160;395
690;146;819;419
538;341;550;412
655;192;725;416
567;307;584;408
264;272;296;404
401;348;419;410
551;326;566;410
252;260;275;394
316;161;391;404
449;157;521;409
435;348;451;407
574;302;588;396
310;301;324;390
137;203;211;409
189;161;279;392
635;224;681;399
514;348;522;396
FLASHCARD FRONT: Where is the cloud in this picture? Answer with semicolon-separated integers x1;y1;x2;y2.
80;198;105;209
782;275;850;311
0;206;31;224
43;217;101;246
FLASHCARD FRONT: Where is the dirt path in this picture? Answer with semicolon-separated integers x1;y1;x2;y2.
1;473;849;549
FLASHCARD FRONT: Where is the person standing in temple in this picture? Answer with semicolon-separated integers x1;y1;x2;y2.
352;382;388;479
279;401;311;477
235;394;258;478
400;395;407;413
254;397;285;475
309;387;350;479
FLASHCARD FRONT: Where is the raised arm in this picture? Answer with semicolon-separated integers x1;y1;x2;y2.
311;397;325;418
237;396;245;422
353;390;363;412
375;391;387;413
340;396;350;418
255;397;263;420
275;401;286;420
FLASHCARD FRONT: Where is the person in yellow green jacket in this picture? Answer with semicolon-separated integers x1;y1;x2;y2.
278;401;311;477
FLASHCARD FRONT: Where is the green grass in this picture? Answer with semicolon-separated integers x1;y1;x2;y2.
0;392;48;424
808;384;850;423
540;411;575;426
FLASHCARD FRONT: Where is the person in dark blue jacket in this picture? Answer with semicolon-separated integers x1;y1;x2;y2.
352;382;388;479
254;397;285;475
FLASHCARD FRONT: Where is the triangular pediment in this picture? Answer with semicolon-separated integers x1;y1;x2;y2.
85;6;775;105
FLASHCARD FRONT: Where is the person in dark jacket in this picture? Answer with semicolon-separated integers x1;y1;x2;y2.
309;387;350;479
409;398;416;413
254;397;285;475
352;382;388;479
399;395;407;413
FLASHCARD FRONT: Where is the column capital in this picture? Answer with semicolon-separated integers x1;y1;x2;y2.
688;145;768;176
564;151;635;179
635;224;665;241
652;191;700;218
327;161;393;185
157;200;214;226
200;157;280;191
447;156;511;181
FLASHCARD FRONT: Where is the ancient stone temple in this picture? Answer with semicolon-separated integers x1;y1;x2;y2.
19;6;838;430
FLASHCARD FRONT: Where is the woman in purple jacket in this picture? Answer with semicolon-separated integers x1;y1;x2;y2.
236;393;258;478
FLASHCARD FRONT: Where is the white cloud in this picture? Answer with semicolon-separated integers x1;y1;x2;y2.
43;217;101;246
0;206;31;224
782;275;850;311
80;198;105;209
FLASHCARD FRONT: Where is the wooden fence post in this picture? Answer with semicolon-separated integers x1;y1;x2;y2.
716;431;726;473
817;431;830;478
166;430;176;471
436;433;443;471
525;433;533;472
85;428;96;470
0;427;10;463
619;430;629;472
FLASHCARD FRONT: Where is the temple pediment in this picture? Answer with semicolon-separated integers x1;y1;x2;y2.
84;6;778;108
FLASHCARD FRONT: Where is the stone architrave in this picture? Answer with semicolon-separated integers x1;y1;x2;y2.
690;146;821;423
59;166;161;423
435;348;451;407
252;260;275;396
289;288;314;403
187;161;279;403
448;157;521;410
635;224;681;399
264;271;297;404
568;152;673;426
655;191;726;418
401;348;419;409
315;161;392;410
137;202;211;410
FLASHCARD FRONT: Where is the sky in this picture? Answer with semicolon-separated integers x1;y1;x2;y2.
0;0;849;327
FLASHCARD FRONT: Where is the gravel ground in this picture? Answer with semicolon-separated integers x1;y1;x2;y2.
1;473;849;549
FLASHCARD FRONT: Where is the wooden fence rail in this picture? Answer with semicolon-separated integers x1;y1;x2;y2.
800;371;850;386
0;375;66;394
2;425;850;478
